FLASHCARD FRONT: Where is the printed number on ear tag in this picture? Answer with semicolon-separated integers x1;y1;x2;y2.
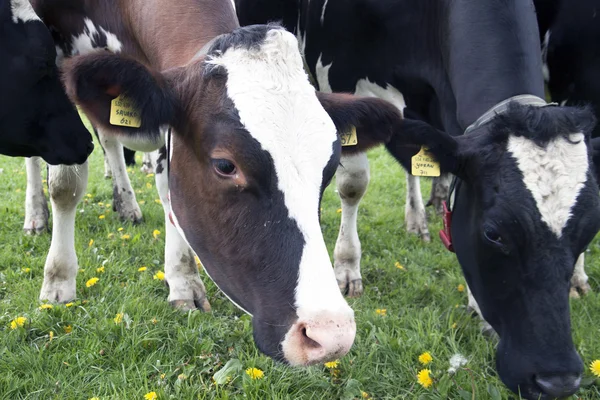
340;126;358;147
411;146;440;177
110;95;142;128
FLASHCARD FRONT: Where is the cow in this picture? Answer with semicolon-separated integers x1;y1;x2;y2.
0;0;93;165
236;0;600;398
25;0;412;367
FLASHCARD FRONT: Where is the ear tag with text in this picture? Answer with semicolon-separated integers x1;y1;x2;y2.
110;95;142;128
411;146;440;177
340;125;358;147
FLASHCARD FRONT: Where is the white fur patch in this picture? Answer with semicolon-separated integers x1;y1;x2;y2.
321;0;330;24
315;54;333;92
542;30;551;82
508;133;589;237
10;0;40;23
206;29;351;316
355;79;406;111
71;18;123;55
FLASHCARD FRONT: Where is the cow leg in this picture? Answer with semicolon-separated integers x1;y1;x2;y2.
570;253;591;298
334;152;369;297
141;152;154;174
155;147;211;312
98;129;143;223
426;173;452;215
405;174;430;242
24;157;49;235
466;284;496;337
40;163;88;303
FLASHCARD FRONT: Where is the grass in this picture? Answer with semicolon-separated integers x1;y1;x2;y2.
0;129;599;399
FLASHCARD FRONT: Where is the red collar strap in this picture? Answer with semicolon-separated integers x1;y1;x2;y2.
439;200;454;252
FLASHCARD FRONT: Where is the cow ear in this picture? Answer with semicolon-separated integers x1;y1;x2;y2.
62;53;180;141
316;92;404;153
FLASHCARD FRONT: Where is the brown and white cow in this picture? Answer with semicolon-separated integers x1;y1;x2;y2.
26;0;406;365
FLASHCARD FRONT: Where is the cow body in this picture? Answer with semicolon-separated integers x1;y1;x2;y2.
0;0;93;164
237;0;600;397
26;0;411;366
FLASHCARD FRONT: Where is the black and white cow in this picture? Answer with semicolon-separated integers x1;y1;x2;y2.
237;0;600;398
0;0;93;164
25;0;414;366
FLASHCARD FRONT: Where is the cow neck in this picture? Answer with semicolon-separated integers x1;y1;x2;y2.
439;95;557;253
446;0;546;130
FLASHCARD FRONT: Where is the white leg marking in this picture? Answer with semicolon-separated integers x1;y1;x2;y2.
570;253;591;298
405;174;430;241
508;133;588;238
40;163;88;303
140;152;154;174
24;157;48;234
10;0;40;23
155;152;210;312
334;152;369;297
428;173;452;215
103;152;112;179
98;130;142;223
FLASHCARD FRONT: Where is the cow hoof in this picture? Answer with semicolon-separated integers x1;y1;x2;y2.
405;211;430;242
117;207;143;224
141;164;153;174
570;282;592;299
170;298;211;312
24;203;49;235
40;281;76;303
426;197;444;215
23;224;48;235
338;278;363;297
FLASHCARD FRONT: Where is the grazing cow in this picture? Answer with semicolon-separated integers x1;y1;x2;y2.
0;0;93;164
237;0;600;397
27;0;409;366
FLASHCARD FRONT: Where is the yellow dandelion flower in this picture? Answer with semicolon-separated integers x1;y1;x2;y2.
177;374;186;380
395;262;405;270
89;397;100;400
99;215;106;220
361;391;370;399
153;271;165;281
591;360;600;378
64;325;72;334
15;188;21;193
88;239;94;247
86;277;99;287
138;266;147;272
107;233;114;239
65;303;74;308
146;182;152;189
155;199;161;204
10;316;27;329
144;392;157;400
452;322;458;329
97;202;104;206
39;304;53;310
417;369;433;388
153;229;161;239
194;256;203;270
121;234;131;240
336;208;342;213
106;203;111;208
96;266;105;273
324;360;340;369
139;200;146;205
375;309;387;316
147;173;155;178
79;269;85;273
160;373;166;380
22;268;31;273
151;318;158;324
114;313;123;324
118;227;124;232
245;367;264;380
86;193;92;198
82;300;88;304
418;352;433;365
457;284;465;292
49;331;54;341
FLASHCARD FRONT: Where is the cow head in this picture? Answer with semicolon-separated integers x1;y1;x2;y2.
387;103;600;399
62;24;404;365
0;0;93;164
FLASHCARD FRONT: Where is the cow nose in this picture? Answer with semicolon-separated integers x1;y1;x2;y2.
535;373;581;398
282;311;356;366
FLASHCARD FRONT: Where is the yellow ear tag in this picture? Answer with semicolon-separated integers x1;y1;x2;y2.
110;95;142;128
411;146;440;177
340;125;358;146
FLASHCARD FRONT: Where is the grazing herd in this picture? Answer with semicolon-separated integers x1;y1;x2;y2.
2;0;600;398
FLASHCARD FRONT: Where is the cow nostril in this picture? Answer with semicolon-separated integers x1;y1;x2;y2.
300;325;322;350
534;373;581;398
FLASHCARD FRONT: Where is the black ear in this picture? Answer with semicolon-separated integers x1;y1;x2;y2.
62;53;179;141
316;92;404;153
384;110;465;178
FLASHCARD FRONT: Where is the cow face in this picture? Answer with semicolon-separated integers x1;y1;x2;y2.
0;0;93;164
388;104;600;399
63;25;404;366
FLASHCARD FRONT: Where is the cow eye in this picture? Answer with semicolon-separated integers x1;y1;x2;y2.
484;226;503;244
212;158;236;176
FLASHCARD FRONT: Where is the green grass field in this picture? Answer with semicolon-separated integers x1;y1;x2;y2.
0;132;599;399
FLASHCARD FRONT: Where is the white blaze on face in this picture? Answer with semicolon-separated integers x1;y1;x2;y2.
508;133;589;237
10;0;40;23
206;29;350;315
